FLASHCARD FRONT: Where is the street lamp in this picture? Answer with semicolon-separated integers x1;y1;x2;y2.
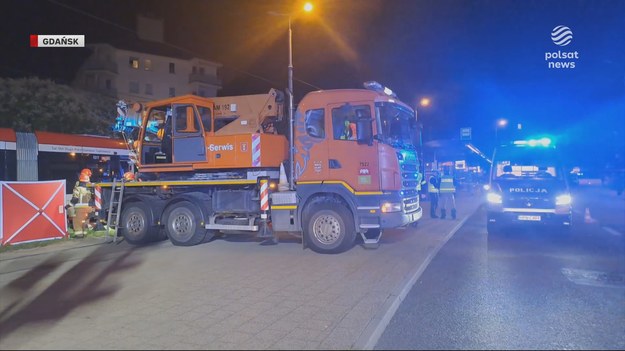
268;2;313;190
495;118;508;143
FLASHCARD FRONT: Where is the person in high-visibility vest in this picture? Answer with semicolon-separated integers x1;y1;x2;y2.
428;170;440;218
439;166;457;219
67;172;94;236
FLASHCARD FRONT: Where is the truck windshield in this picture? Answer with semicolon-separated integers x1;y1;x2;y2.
376;102;419;149
492;146;563;180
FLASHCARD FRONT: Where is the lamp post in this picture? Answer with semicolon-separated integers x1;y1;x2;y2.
268;2;313;191
495;118;508;143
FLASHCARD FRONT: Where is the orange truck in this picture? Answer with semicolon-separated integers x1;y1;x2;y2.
97;81;423;253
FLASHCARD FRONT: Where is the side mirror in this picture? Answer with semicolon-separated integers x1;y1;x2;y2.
356;119;373;146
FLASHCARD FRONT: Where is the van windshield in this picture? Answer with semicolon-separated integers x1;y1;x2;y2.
492;145;562;180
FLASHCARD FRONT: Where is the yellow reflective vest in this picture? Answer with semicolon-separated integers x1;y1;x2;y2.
439;175;456;193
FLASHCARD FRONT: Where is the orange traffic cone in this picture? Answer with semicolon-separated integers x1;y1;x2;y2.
584;207;596;224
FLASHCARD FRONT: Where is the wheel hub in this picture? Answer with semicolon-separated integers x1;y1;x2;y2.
312;214;341;245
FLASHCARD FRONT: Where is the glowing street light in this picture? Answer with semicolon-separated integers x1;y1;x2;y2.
495;118;509;142
268;3;314;190
419;97;431;108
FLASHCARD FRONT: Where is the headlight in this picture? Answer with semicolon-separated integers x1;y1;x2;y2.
381;202;402;213
556;194;572;206
487;192;502;204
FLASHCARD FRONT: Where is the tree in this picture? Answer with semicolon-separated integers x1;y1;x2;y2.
0;77;116;135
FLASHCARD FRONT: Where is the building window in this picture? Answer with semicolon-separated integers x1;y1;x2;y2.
105;79;111;90
144;59;152;71
192;66;197;74
169;62;175;74
199;67;205;75
129;81;139;94
145;83;153;95
169;87;176;97
129;57;139;69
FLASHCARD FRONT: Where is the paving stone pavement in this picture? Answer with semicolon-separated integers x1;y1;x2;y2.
0;191;484;350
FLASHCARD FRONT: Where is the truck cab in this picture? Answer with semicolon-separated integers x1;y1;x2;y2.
485;138;572;234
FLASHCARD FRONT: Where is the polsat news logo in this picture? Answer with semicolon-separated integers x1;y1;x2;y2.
30;35;85;47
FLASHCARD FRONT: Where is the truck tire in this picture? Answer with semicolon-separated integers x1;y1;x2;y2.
303;201;356;254
163;201;208;246
120;202;154;245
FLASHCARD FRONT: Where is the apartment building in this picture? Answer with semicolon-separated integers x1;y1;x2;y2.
73;15;222;102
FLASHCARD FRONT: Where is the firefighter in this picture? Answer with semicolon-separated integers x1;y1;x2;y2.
428;170;440;218
439;166;457;219
123;171;136;182
67;172;93;236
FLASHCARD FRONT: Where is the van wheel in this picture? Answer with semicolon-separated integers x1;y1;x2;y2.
303;201;356;254
120;202;154;245
163;201;207;246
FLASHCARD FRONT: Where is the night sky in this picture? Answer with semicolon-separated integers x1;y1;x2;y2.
1;0;624;168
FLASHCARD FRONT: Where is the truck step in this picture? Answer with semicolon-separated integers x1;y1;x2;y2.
359;230;383;249
206;224;259;231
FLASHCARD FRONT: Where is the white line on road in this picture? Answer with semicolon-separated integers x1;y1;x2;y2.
357;213;474;350
602;226;623;236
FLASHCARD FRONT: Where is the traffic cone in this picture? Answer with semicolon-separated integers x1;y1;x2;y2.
278;162;289;191
584;207;596;224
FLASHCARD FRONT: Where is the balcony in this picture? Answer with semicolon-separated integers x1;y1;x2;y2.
188;72;221;86
81;59;118;74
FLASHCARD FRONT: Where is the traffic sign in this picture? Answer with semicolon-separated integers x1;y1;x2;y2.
460;127;471;141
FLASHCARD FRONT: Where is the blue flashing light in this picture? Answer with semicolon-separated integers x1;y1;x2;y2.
513;137;552;147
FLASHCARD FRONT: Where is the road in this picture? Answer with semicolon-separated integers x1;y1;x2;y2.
1;187;622;350
376;185;625;350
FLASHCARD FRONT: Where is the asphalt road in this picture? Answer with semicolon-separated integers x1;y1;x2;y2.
376;186;625;350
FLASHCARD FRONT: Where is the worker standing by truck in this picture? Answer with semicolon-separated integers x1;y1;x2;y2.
67;171;93;236
439;166;457;219
428;170;440;218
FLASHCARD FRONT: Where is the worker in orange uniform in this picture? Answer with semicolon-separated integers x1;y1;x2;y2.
67;172;94;237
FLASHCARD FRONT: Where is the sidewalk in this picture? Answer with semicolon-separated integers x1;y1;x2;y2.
0;191;483;350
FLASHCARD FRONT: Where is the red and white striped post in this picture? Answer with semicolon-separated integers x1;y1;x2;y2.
260;178;269;219
258;177;274;243
94;185;102;211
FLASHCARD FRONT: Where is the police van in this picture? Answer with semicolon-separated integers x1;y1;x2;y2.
485;138;572;234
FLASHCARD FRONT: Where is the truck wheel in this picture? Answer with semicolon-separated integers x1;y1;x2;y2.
163;201;207;246
303;201;356;254
120;202;154;245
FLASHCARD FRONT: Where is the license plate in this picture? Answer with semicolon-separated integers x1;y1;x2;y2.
518;215;541;221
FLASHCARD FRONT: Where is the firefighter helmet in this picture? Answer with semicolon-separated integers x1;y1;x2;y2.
123;171;135;181
79;173;90;182
80;168;92;177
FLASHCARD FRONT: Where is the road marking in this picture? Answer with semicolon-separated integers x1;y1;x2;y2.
561;268;625;289
602;226;623;236
357;212;474;350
